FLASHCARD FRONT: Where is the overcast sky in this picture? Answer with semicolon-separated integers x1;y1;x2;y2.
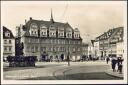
1;1;125;43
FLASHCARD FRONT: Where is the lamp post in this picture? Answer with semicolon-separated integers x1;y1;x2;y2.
67;38;70;66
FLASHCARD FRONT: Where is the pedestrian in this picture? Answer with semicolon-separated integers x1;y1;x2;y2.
117;57;123;74
117;57;120;72
56;55;59;62
106;57;110;64
61;55;64;62
118;62;123;74
111;57;117;72
50;56;53;62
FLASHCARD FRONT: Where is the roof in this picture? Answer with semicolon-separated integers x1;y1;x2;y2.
24;18;73;31
3;26;15;39
95;27;124;41
22;18;82;39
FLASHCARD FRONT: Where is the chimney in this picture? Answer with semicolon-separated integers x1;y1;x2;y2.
30;17;32;20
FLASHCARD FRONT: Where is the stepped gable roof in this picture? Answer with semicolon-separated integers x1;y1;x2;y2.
3;26;15;39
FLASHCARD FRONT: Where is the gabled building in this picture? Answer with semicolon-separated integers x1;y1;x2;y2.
3;26;15;60
16;11;83;61
93;27;124;59
82;43;88;56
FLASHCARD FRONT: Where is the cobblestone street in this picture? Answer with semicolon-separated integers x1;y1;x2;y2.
3;61;123;80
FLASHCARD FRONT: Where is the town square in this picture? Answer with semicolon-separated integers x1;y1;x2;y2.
1;1;127;84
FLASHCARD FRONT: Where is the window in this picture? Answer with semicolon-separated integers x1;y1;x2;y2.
4;47;7;51
59;33;61;36
53;47;55;51
59;32;64;37
53;33;55;35
44;32;46;35
42;32;43;35
31;46;34;52
41;32;46;36
31;31;33;34
48;47;52;51
29;38;31;43
69;34;71;36
35;46;38;52
5;32;10;37
41;47;46;51
27;46;30;52
53;39;56;44
73;48;75;52
56;47;58;52
9;47;12;51
4;40;7;44
78;48;80;51
50;32;52;35
9;40;11;44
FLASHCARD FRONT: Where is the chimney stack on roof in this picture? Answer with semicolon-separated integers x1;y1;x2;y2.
30;17;32;20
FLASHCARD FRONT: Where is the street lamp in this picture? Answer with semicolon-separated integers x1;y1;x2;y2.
67;38;70;66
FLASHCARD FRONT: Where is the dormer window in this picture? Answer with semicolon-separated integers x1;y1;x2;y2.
9;40;11;44
30;23;38;36
40;24;47;37
53;33;55;35
32;31;33;34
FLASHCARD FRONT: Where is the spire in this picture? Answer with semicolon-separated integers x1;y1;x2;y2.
50;9;54;23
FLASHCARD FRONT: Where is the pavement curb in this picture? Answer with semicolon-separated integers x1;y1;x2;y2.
53;68;67;79
53;67;72;80
105;70;123;78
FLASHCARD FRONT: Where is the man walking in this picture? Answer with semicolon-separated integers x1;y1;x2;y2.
111;57;117;72
106;56;110;64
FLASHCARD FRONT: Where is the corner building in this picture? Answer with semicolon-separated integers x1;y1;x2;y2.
3;26;15;60
17;14;82;61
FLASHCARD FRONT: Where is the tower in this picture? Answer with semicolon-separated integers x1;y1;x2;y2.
50;9;54;23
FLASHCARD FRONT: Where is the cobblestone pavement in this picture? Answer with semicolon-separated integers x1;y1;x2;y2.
3;61;123;80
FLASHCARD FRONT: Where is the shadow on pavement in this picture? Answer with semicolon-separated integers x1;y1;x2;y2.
63;72;123;80
3;64;62;72
8;72;123;80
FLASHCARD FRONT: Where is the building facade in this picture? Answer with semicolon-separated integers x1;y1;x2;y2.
82;43;88;56
116;41;124;57
87;40;95;59
17;13;82;61
93;27;124;59
3;26;15;60
93;40;100;58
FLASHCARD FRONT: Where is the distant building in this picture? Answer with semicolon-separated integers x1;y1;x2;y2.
88;40;95;59
93;27;124;59
16;11;83;61
116;28;124;58
93;40;100;59
108;27;124;57
3;26;15;60
82;43;88;56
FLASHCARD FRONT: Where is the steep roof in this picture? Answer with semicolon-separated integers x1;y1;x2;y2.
95;27;123;41
23;18;74;37
24;18;73;30
3;26;15;39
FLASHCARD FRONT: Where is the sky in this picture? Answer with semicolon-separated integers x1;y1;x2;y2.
1;1;125;43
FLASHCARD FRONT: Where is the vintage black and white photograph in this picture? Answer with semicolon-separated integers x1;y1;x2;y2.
1;1;127;84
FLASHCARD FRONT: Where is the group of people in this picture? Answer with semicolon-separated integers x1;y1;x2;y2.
41;55;65;62
106;56;123;74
